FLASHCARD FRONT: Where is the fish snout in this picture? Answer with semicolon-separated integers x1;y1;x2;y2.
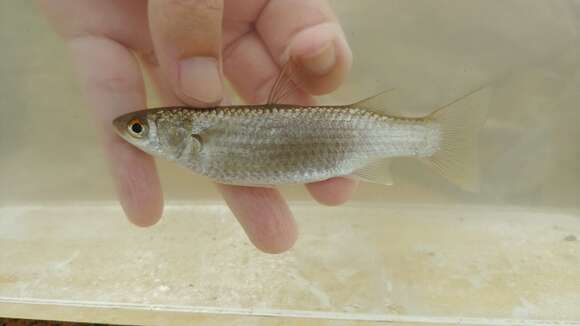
112;115;127;135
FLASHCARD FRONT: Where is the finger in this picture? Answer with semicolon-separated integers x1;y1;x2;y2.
254;0;353;95
68;36;163;227
223;25;356;206
252;1;356;202
38;0;153;54
140;28;299;254
148;0;225;106
223;31;314;105
217;184;297;254
222;40;356;207
306;177;359;206
39;0;164;226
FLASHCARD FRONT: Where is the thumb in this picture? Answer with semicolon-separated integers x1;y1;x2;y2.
148;0;224;106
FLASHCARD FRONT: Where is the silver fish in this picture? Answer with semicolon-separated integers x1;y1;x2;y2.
113;63;489;191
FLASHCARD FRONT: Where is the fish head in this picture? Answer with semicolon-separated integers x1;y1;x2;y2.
113;109;205;162
113;110;158;153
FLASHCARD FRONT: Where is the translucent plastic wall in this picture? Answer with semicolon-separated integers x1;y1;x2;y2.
1;1;579;325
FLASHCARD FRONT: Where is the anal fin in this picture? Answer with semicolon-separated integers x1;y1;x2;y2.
352;158;394;185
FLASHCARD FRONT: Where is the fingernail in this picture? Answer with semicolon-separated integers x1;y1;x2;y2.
179;57;223;104
300;41;336;76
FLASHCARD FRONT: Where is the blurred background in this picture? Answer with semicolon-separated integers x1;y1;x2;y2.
1;0;579;208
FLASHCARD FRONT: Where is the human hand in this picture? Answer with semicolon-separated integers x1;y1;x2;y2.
39;0;356;253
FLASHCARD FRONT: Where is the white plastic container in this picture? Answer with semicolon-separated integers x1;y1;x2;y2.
1;1;579;324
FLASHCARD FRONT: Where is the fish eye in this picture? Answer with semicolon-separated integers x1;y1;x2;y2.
127;118;147;138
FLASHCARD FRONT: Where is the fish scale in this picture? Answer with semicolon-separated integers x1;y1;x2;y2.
166;105;443;185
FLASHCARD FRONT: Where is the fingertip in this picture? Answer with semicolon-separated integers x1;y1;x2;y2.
125;207;163;228
122;195;163;227
113;146;164;227
289;22;353;95
306;177;358;206
254;226;298;254
216;184;298;254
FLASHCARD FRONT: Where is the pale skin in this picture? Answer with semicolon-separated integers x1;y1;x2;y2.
39;0;357;253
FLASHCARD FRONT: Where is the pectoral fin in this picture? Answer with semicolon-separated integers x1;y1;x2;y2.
352;159;394;185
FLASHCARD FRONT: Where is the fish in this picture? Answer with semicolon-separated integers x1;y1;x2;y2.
113;62;489;191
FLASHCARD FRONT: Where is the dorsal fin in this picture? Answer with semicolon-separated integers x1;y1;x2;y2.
267;61;301;105
350;89;402;117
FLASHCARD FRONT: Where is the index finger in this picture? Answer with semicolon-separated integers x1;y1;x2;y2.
144;0;299;253
39;0;164;227
253;0;353;95
68;36;164;227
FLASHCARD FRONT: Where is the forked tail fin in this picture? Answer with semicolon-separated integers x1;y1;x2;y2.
423;87;490;192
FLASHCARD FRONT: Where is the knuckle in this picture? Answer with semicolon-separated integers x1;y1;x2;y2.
154;0;223;45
